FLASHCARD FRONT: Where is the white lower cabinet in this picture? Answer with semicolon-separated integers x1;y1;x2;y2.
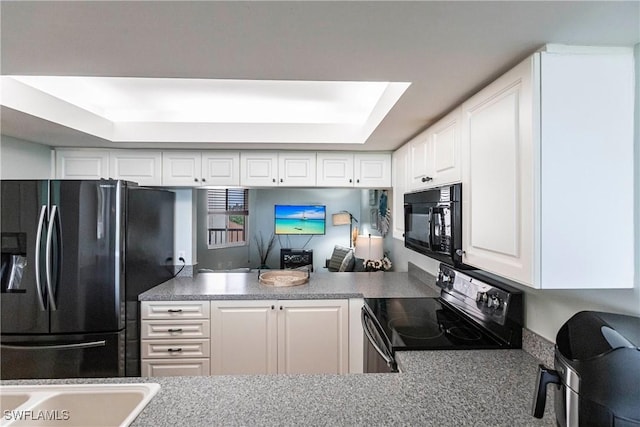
140;301;211;377
210;299;349;375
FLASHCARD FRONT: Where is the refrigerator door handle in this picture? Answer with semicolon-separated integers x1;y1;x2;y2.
45;205;58;311
34;204;47;311
1;340;107;351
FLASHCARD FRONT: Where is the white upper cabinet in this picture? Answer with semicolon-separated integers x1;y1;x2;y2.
110;150;162;186
317;152;391;187
461;46;634;289
316;152;355;187
201;152;240;187
240;152;279;186
408;131;431;189
277;152;316;186
354;153;391;188
392;144;409;240
56;149;109;179
409;107;462;190
461;57;535;287
429;107;462;187
162;151;203;186
55;149;388;188
241;151;316;187
162;151;240;187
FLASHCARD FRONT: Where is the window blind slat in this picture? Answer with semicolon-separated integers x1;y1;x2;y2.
207;189;248;213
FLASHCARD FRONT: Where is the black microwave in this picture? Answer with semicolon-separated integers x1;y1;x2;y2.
404;183;470;268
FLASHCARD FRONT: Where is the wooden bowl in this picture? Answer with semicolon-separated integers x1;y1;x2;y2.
259;270;309;287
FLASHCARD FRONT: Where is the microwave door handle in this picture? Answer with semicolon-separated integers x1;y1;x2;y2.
427;207;435;250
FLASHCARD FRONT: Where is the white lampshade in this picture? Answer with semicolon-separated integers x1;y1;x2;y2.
331;212;352;226
354;235;384;260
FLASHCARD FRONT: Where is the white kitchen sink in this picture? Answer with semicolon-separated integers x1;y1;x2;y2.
0;383;160;427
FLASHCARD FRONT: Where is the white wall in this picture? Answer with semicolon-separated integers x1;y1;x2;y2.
171;188;196;266
0;135;52;179
390;43;640;342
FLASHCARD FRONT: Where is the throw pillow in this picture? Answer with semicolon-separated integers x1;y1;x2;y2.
338;249;354;272
327;245;352;272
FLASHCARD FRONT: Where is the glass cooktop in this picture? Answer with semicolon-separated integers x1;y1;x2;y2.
364;297;507;352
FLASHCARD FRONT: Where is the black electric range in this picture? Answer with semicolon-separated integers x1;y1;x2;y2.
362;263;524;372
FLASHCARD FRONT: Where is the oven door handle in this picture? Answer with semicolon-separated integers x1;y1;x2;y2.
361;306;395;368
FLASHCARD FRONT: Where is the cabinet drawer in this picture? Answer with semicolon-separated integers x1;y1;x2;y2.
141;301;210;320
141;320;210;339
141;358;210;377
141;339;210;359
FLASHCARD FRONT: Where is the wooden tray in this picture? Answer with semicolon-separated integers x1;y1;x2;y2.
259;270;309;287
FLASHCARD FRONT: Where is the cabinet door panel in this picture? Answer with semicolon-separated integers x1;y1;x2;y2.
110;151;162;186
278;153;316;186
240;152;278;186
316;153;354;187
468;93;519;256
461;56;534;285
277;300;348;374
210;301;277;375
431;109;461;186
409;135;430;189
162;152;202;186
202;152;240;186
354;153;391;187
56;150;109;179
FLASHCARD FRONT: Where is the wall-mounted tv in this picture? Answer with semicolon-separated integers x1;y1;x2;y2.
274;205;326;235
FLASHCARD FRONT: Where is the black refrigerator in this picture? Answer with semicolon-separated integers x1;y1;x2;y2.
0;180;175;379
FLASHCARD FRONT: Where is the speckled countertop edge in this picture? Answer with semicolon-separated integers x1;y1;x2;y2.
1;349;556;427
138;270;441;301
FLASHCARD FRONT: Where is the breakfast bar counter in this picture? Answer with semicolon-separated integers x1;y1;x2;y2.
1;349;555;426
138;269;441;301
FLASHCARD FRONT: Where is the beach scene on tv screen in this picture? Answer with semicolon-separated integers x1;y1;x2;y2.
275;205;325;235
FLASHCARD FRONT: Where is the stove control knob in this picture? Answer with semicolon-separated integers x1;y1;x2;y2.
487;296;495;308
439;272;449;285
476;292;488;304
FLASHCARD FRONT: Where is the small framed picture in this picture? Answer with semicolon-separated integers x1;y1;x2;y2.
369;190;377;206
370;208;378;229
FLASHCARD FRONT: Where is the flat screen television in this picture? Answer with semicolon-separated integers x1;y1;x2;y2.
274;205;326;235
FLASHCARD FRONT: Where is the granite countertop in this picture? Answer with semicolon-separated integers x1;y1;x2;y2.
1;349;556;426
139;270;441;301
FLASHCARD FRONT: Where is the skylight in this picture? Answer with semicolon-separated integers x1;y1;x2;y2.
1;76;410;144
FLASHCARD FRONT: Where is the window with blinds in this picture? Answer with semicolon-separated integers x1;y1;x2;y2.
206;189;249;249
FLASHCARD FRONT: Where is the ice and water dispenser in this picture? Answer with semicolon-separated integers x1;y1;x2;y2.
1;232;27;293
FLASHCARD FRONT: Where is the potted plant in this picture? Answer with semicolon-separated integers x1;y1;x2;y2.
254;232;277;269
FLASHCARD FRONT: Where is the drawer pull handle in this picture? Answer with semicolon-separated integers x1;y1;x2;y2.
167;348;183;353
167;328;183;333
167;309;183;313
